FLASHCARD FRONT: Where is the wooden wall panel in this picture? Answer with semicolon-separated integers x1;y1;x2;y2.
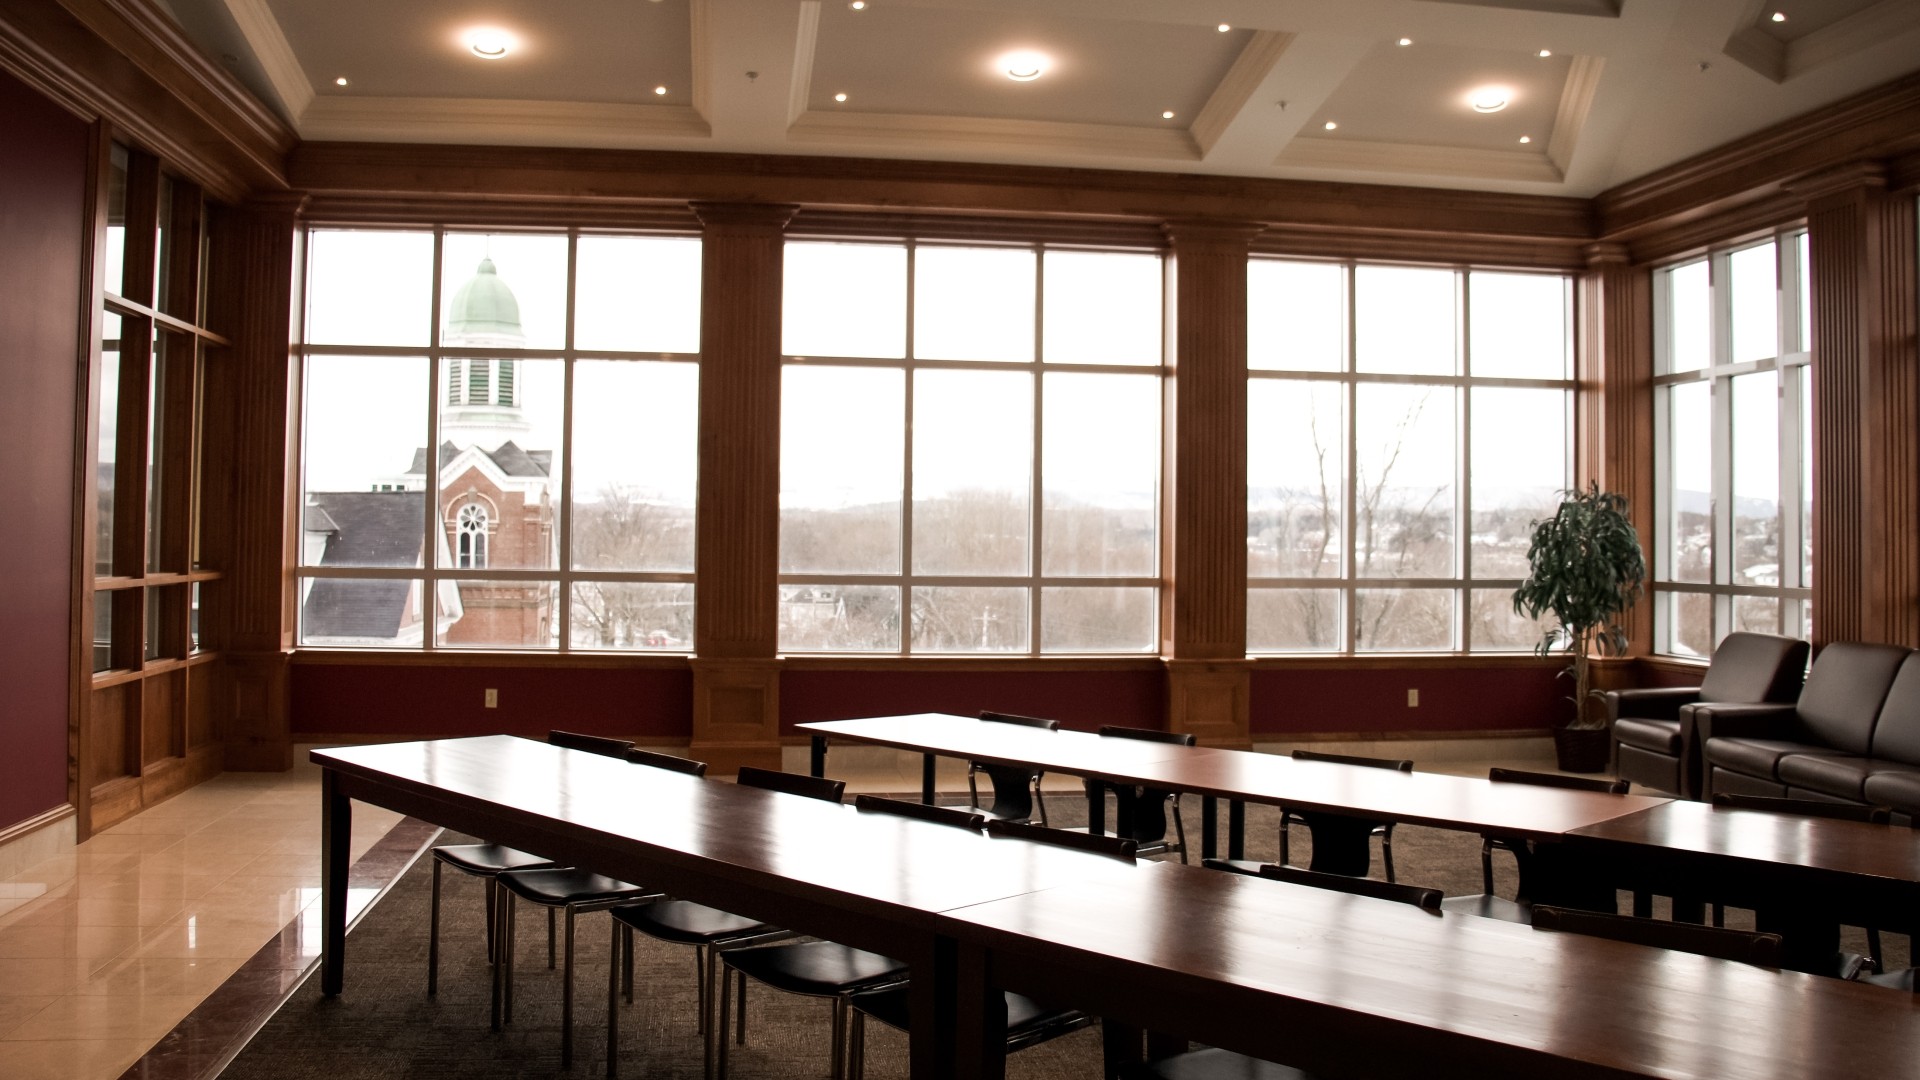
88;682;133;784
1579;246;1654;654
141;666;178;765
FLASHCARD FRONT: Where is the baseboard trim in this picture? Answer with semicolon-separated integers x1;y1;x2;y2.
0;803;74;848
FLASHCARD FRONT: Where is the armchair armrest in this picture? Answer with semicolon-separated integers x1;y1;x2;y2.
1601;686;1703;724
1688;702;1799;744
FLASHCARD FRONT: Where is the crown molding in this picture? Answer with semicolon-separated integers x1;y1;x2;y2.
221;0;311;121
1276;135;1564;185
1547;54;1603;178
1724;0;1920;84
299;97;713;146
785;108;1201;162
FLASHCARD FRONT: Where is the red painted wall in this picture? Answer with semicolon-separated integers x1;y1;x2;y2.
780;667;1168;734
290;662;694;740
0;70;86;832
1250;665;1570;736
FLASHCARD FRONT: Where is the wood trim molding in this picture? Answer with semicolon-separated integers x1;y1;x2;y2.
0;803;76;848
1250;225;1588;272
1275;136;1564;185
299;96;713;147
289;650;695;670
1546;55;1605;179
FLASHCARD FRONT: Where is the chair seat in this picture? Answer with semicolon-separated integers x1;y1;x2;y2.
725;940;907;997
1613;717;1683;755
497;868;653;906
1863;770;1920;814
432;843;557;875
1123;1047;1311;1080
1439;893;1531;923
1776;754;1882;801
612;899;770;944
851;983;1084;1044
1706;738;1844;781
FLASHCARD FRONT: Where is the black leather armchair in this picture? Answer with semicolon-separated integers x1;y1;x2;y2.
1604;631;1808;799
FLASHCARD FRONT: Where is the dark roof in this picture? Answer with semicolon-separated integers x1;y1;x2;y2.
302;503;339;533
406;441;460;476
405;439;551;479
302;578;414;641
301;491;425;640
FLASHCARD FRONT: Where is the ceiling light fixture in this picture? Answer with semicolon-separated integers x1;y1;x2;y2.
1001;50;1048;81
1771;11;1787;22
335;77;348;86
1397;37;1413;46
1468;86;1510;113
835;92;848;102
1218;23;1231;32
850;0;866;8
655;85;668;95
1538;49;1553;57
1324;120;1338;130
467;28;512;59
1162;110;1175;119
1519;135;1532;144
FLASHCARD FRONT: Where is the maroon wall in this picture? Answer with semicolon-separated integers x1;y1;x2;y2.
1250;665;1569;736
290;662;694;741
780;667;1167;734
0;70;86;831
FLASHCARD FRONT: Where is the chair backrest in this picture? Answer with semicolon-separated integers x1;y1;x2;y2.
549;730;635;758
1869;652;1920;766
1793;642;1911;755
971;761;1042;821
984;818;1137;860
737;766;845;803
1531;906;1782;967
854;794;984;830
1489;767;1629;794
623;746;709;776
1698;632;1811;705
1711;793;1893;824
1097;725;1197;746
1257;865;1443;911
979;710;1061;731
1201;858;1260;877
1292;749;1413;773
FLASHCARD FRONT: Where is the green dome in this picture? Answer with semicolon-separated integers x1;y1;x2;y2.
448;257;523;338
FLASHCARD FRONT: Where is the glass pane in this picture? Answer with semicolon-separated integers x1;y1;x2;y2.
1665;591;1713;658
913;369;1031;576
301;578;429;647
190;581;202;653
145;329;166;573
302;356;427;568
1728;242;1778;364
569;582;692;651
1355;384;1455;578
1356;589;1455;651
781;584;900;652
437;357;562;571
574;235;702;353
1042;250;1160;366
782;366;904;574
1248;589;1341;652
307;230;434;346
572;361;697;571
97;311;121;576
783;242;905;359
1356;265;1455;375
154;175;173;314
438;580;557;649
442;232;568;351
1468;272;1568;379
1794;232;1811;353
1471;588;1551;652
1733;595;1780;636
1040;587;1155;653
1248;260;1343;373
1042;372;1157;577
145;586;162;662
1665;260;1710;373
1471;387;1566;579
911;586;1028;652
1731;373;1779;587
105;144;127;297
913;246;1034;363
1249;380;1343;578
92;591;113;673
1668;381;1712;584
1799;365;1812;588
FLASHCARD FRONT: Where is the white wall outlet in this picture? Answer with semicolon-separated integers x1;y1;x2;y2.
1407;688;1419;708
485;688;498;709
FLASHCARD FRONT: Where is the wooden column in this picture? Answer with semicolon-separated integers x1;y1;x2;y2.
1796;163;1920;649
1161;221;1260;748
1578;243;1654;656
688;202;794;772
205;192;305;771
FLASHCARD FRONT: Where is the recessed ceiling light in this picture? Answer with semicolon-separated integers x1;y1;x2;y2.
835;92;848;102
849;0;866;8
1162;110;1175;119
1218;23;1231;32
654;85;668;95
1771;11;1787;22
1397;37;1413;47
467;28;512;60
1001;50;1048;81
1324;120;1338;131
1538;49;1553;57
1519;135;1532;144
335;77;348;86
1468;86;1510;113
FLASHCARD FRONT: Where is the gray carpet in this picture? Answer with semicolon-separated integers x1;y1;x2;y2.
217;793;1886;1079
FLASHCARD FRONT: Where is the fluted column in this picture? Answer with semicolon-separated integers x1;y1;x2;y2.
1579;242;1654;655
1795;163;1920;648
688;202;795;772
1162;220;1261;747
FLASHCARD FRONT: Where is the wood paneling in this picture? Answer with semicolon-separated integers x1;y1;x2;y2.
141;666;178;765
88;681;133;784
690;658;781;773
1579;244;1654;655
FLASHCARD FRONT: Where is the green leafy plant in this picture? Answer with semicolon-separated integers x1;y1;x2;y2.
1512;484;1647;729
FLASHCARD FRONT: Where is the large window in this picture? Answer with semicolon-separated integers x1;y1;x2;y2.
779;241;1162;654
1247;260;1573;653
1653;233;1812;656
298;229;701;651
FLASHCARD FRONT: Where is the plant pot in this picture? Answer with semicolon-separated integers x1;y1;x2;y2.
1553;726;1611;773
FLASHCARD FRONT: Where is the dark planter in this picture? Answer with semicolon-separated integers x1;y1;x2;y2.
1553;725;1611;773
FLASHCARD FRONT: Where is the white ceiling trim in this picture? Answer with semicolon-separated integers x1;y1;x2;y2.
786;0;820;129
786;109;1200;160
222;0;312;121
1722;0;1920;84
300;97;713;146
1275;135;1564;183
690;0;712;122
1191;31;1295;159
1546;54;1603;178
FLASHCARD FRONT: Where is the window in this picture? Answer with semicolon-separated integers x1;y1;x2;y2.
778;241;1162;654
1247;260;1574;654
298;229;702;651
1653;233;1812;656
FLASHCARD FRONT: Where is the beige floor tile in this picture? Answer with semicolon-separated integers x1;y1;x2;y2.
0;996;56;1038
0;1036;149;1080
0;993;202;1043
132;919;286;960
79;955;241;998
235;853;323;878
69;833;171;856
0;957;100;996
0;922;142;960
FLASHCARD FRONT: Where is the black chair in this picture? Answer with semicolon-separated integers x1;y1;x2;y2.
494;746;708;1066
968;710;1057;824
605;766;846;1078
1440;768;1629;923
1281;750;1411;880
715;796;984;1080
1530;906;1784;967
1708;793;1890;975
844;818;1125;1079
1056;726;1193;863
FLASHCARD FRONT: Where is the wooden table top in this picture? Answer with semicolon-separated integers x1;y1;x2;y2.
948;860;1920;1080
801;713;1222;780
1566;799;1920;888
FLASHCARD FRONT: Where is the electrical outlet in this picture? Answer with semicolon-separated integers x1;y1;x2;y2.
485;688;498;709
1407;688;1419;708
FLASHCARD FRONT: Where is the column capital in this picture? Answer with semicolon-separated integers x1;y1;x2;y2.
1787;160;1888;207
238;190;310;220
1161;219;1266;249
1583;241;1632;268
690;201;799;231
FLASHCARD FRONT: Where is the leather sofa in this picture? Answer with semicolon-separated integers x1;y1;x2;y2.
1603;632;1809;799
1697;642;1920;803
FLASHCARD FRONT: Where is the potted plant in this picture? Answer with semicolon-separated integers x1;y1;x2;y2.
1512;483;1647;772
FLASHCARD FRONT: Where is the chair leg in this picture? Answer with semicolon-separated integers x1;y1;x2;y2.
606;915;621;1080
428;859;442;996
561;907;577;1067
849;1010;866;1080
737;973;748;1044
484;877;498;963
549;906;558;969
622;924;634;1003
1034;779;1049;827
1170;797;1189;865
503;891;517;1026
1480;839;1496;895
967;766;982;811
1868;927;1886;974
1381;827;1396;883
1279;812;1292;867
830;996;847;1080
489;886;505;1032
715;966;733;1080
695;946;709;1033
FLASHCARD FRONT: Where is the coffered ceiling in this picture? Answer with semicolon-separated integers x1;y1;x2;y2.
160;0;1920;197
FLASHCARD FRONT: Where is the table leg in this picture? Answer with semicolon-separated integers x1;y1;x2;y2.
922;753;937;805
1086;779;1107;836
320;768;352;996
1201;796;1218;860
1228;800;1246;861
1101;1020;1143;1080
943;938;1005;1080
810;735;827;778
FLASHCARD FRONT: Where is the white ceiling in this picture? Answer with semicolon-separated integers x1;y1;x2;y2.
161;0;1920;197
